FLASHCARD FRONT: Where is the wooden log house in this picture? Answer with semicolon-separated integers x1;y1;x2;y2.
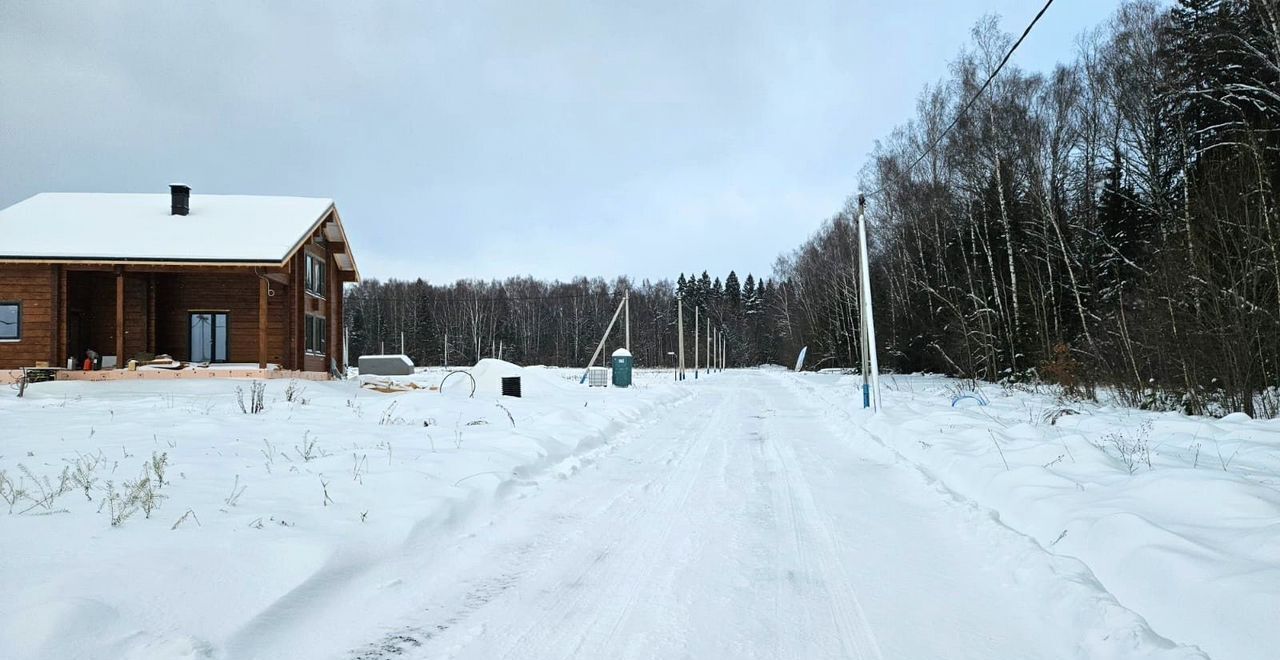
0;185;359;376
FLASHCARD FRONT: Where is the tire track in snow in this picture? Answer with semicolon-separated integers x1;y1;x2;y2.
485;387;738;659
759;386;885;660
344;386;729;659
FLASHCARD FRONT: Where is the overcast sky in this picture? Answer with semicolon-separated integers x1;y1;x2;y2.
0;1;1122;284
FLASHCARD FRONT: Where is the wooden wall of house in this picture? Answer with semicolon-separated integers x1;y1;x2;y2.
155;272;291;366
66;271;148;363
292;230;348;373
0;264;55;371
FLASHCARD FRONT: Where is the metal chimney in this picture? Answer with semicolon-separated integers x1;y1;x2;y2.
170;183;190;216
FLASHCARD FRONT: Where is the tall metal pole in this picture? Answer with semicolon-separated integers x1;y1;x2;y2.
856;194;882;411
625;291;631;352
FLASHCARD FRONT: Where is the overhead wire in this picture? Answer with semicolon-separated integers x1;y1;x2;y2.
863;0;1056;199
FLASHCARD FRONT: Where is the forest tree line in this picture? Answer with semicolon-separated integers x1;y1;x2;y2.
348;0;1280;416
342;271;790;373
785;0;1279;416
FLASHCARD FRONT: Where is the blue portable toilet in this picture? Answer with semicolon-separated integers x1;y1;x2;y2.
611;348;633;387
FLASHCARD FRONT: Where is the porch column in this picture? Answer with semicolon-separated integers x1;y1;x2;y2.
115;267;125;368
258;276;268;369
50;265;61;367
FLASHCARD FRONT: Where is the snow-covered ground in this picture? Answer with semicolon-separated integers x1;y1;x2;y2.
0;366;1272;659
833;372;1280;660
0;362;685;659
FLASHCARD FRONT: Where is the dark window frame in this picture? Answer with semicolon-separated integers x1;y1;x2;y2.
188;311;230;363
0;302;20;341
305;252;327;299
305;314;328;355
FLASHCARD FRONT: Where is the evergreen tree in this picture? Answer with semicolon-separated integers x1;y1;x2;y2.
692;271;710;311
725;271;741;308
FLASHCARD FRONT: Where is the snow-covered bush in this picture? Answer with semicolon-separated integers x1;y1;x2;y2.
1098;421;1153;474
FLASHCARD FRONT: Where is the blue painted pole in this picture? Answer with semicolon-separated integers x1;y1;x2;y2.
863;383;871;409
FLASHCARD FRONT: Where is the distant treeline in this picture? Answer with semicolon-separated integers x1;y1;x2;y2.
342;273;789;371
347;0;1280;417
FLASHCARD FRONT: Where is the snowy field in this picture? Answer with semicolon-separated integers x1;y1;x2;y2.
844;373;1280;660
0;365;1274;659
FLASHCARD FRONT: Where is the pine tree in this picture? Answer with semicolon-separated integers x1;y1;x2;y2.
725;271;741;308
1095;147;1152;291
699;272;712;298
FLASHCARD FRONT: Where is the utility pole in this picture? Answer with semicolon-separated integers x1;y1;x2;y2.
677;295;685;381
579;296;628;384
625;291;631;352
706;325;711;375
443;332;448;368
694;306;699;379
856;193;882;411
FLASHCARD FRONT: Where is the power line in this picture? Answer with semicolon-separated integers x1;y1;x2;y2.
865;0;1056;198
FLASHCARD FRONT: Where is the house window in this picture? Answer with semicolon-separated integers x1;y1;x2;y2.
0;302;19;341
305;314;327;354
305;253;327;297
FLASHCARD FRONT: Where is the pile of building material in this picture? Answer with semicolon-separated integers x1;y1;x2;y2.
361;380;429;394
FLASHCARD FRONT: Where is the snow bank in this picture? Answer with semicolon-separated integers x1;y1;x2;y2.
0;368;685;659
794;373;1280;660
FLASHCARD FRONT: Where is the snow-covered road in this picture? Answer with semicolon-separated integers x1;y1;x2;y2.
326;371;1200;660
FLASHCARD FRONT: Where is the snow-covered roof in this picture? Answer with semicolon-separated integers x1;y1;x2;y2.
0;192;337;264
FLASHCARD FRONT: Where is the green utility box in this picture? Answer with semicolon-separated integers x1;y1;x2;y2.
611;348;633;387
